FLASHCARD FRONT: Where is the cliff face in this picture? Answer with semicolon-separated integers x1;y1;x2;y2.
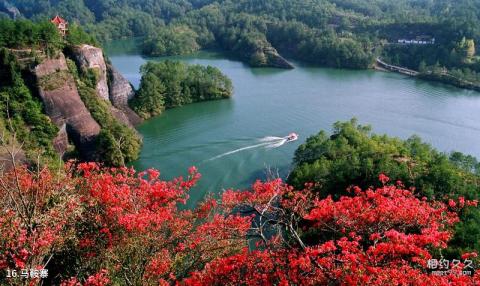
107;64;143;125
34;53;101;160
73;45;110;100
108;64;135;106
52;123;69;157
32;44;142;162
73;44;142;126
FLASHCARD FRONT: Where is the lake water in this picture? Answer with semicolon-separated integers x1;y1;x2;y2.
106;42;480;208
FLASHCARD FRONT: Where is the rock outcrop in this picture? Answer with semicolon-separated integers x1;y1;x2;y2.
108;64;135;106
263;47;294;69
72;45;110;100
34;53;101;160
107;64;143;125
72;45;142;126
32;44;142;161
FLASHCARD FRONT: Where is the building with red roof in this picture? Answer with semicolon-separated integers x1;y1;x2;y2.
51;15;68;36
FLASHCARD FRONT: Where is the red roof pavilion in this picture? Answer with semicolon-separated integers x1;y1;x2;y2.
51;15;68;36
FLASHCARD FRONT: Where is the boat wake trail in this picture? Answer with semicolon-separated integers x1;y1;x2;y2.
204;136;288;162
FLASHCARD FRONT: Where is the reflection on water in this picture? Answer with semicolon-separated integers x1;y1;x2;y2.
106;40;480;208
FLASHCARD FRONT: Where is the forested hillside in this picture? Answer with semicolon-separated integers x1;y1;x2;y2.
0;17;234;166
0;19;142;166
3;0;480;72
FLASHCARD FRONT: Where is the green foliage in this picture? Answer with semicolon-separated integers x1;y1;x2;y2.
8;0;95;24
66;23;98;46
131;73;166;119
85;8;160;42
0;48;59;162
0;19;64;56
131;60;233;119
290;119;479;198
142;25;200;56
289;119;480;256
8;0;480;70
38;70;71;91
69;60;142;166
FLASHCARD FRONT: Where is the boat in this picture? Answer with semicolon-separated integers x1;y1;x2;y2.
286;133;299;142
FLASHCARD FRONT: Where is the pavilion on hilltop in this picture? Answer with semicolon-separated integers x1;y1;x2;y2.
51;15;68;36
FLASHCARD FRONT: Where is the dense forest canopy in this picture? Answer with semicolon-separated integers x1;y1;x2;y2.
131;60;233;119
3;0;480;71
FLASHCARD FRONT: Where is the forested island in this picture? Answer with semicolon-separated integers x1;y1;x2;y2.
132;61;232;119
4;0;480;89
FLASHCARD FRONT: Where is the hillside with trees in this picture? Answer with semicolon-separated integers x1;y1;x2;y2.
5;0;480;76
0;18;142;166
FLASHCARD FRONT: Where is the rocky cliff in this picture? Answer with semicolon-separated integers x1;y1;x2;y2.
72;45;110;100
34;53;101;159
33;44;143;161
107;64;143;125
73;45;142;126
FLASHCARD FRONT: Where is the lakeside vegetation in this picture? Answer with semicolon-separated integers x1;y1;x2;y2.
288;119;480;257
0;122;479;284
141;25;200;57
5;0;480;88
131;60;233;119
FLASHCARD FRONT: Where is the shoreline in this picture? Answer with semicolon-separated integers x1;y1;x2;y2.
373;61;480;93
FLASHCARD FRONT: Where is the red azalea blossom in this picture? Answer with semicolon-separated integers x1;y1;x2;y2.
1;164;479;285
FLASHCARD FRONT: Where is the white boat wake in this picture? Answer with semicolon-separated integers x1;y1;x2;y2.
204;136;292;162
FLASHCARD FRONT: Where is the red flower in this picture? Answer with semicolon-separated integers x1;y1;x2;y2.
378;173;390;184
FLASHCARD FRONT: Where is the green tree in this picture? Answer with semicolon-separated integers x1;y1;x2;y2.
288;119;480;256
141;25;200;56
418;60;427;72
131;60;232;119
131;73;166;119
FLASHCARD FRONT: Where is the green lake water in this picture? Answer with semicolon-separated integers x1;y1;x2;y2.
106;41;480;208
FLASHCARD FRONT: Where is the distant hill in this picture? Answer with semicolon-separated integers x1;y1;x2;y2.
2;0;479;71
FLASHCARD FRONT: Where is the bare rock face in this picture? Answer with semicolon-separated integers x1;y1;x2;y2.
107;64;143;126
107;64;135;105
73;45;110;100
109;105;134;128
34;53;101;160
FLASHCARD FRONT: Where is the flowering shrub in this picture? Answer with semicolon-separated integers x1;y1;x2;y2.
0;164;80;284
188;174;480;285
1;165;478;285
69;163;250;285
